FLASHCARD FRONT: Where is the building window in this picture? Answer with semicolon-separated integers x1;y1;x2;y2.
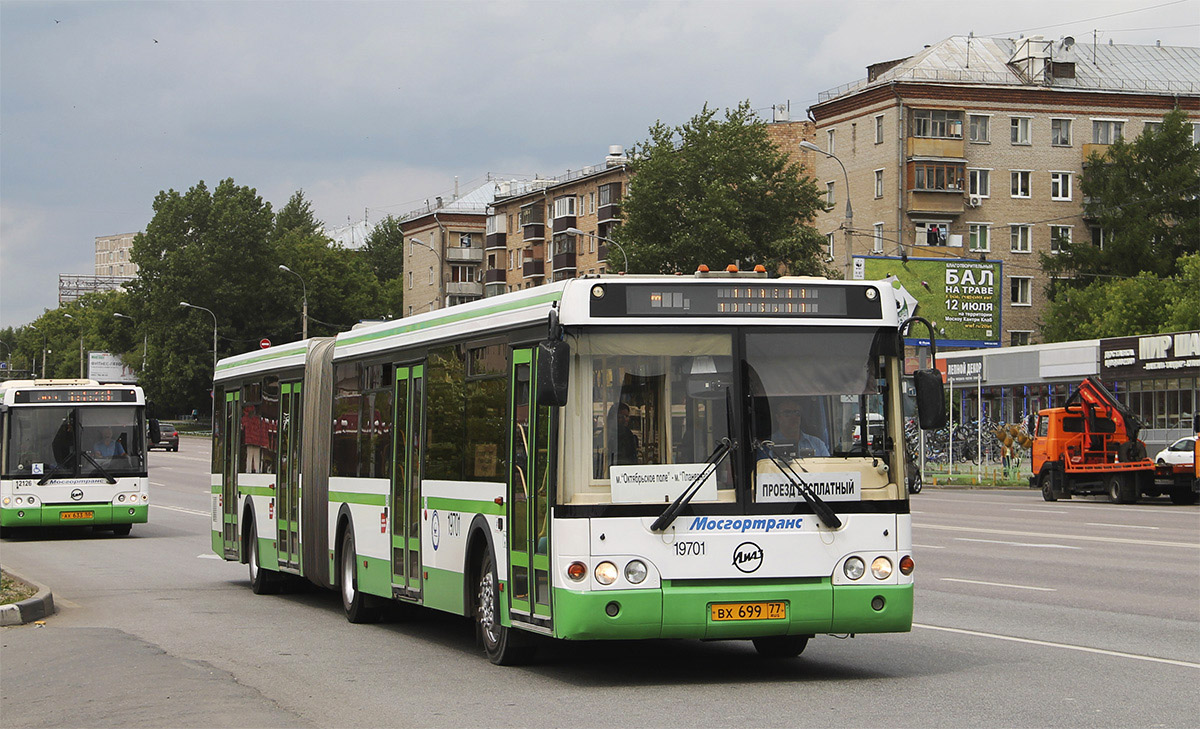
827;129;836;154
917;221;950;247
408;271;413;289
1010;331;1032;346
553;196;576;218
428;266;434;284
913;162;965;191
826;181;835;206
1050;172;1072;201
874;115;884;144
1010;224;1032;253
1010;117;1032;145
589;192;595;214
873;223;884;253
458;232;473;247
912;109;963;139
1051;118;1072;146
1192;122;1200;146
969;168;990;197
1091;227;1109;249
1010;170;1031;198
1092;119;1124;144
451;264;475;283
874;169;884;198
1050;225;1072;253
969;115;990;143
968;224;991;252
1010;277;1032;306
826;232;835;258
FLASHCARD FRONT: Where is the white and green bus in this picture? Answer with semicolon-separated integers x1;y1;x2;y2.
1;379;150;535
210;273;945;663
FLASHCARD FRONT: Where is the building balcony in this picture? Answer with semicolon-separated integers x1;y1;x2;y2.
552;251;577;272
446;281;484;297
906;189;965;216
484;268;507;284
484;232;506;250
522;223;545;241
1082;143;1111;166
552;216;577;234
523;259;544;278
484;283;506;298
597;203;621;223
906;136;965;160
445;246;484;264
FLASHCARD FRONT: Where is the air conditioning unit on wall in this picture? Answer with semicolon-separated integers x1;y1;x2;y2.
967;194;983;208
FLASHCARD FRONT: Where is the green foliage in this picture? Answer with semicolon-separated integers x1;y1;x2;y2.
618;101;826;275
1042;107;1199;281
362;215;406;318
271;189;324;242
1040;253;1200;341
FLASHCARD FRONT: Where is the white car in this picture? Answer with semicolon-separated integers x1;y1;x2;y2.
1154;436;1197;467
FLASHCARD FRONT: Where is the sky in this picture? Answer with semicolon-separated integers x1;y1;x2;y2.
2;0;1197;328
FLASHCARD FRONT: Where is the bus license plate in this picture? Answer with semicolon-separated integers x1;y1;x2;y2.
710;601;787;621
60;511;94;520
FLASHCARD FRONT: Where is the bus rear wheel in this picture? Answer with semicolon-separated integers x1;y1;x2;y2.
476;550;533;665
248;520;281;595
340;528;380;623
752;635;809;658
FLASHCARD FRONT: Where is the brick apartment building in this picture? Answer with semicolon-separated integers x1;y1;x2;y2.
399;183;497;315
807;35;1200;348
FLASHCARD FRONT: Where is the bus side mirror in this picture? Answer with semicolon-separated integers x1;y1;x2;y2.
149;418;161;444
536;340;570;407
913;369;947;430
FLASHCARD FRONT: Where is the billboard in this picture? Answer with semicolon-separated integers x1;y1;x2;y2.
88;351;138;383
855;256;1002;348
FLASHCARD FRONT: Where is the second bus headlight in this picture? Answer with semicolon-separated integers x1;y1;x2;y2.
595;561;618;585
843;556;866;580
624;560;647;584
871;556;893;580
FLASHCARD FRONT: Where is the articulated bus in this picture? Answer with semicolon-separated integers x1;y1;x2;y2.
1;379;150;535
211;273;945;663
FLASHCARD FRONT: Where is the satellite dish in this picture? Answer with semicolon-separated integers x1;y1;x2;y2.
1063;36;1075;48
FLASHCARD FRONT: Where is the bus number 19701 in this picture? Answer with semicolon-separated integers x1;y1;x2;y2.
675;541;705;556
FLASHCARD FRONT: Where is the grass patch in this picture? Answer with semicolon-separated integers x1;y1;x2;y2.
1;570;37;605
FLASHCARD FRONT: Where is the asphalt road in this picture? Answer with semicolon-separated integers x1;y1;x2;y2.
2;435;1197;728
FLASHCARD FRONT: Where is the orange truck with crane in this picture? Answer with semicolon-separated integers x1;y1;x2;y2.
1030;376;1157;503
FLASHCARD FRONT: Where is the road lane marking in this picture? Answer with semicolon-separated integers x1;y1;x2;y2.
912;544;946;549
152;504;208;517
914;523;1198;549
1086;522;1159;530
956;537;1081;549
940;577;1056;591
1010;508;1069;514
197;553;223;560
913;623;1200;669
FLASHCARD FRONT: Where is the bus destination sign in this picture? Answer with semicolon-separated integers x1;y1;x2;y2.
14;388;138;404
591;283;879;319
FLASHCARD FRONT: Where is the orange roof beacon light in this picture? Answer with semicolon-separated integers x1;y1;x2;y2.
726;264;739;273
753;264;766;273
697;264;710;273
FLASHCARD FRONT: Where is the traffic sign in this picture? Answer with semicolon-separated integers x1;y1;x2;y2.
259;338;271;349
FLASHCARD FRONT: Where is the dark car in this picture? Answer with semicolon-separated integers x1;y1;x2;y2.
149;421;180;452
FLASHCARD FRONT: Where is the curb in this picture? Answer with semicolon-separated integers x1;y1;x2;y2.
0;567;55;626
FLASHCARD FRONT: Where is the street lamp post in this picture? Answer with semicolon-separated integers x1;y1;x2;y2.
410;238;444;311
62;313;85;378
278;265;309;340
179;302;218;372
114;313;147;374
29;325;47;378
565;227;629;273
799;140;854;279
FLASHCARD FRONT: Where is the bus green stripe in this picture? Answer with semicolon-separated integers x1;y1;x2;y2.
215;344;309;374
238;485;275;497
336;290;563;348
425;496;504;516
328;491;387;507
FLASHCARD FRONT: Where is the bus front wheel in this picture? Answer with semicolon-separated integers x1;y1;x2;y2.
109;523;132;536
248;520;281;595
476;550;534;665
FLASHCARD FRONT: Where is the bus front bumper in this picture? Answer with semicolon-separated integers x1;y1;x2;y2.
1;503;149;528
551;579;913;640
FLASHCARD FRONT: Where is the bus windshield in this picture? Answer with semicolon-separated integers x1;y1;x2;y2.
4;406;146;479
561;326;893;506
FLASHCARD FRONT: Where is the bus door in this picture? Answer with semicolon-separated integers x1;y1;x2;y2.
276;382;302;572
507;349;552;627
221;390;240;560
391;364;424;599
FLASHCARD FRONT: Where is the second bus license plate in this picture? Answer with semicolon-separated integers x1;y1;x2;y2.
710;601;787;621
60;511;95;520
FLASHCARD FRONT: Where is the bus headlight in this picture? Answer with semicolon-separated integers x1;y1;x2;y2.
2;497;9;505
871;556;893;580
843;556;866;580
595;561;618;585
624;560;647;584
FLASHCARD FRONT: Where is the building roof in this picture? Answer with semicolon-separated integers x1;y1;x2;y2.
401;180;500;222
816;35;1200;106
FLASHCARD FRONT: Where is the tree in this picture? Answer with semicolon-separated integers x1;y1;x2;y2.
1042;107;1200;282
362;215;406;318
271;189;324;242
1040;253;1200;341
617;101;827;275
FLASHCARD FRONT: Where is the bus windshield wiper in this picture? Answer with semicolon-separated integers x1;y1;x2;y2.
37;463;73;486
80;451;118;485
755;440;842;529
650;437;733;532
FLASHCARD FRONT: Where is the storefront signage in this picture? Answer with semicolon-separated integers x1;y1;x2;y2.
943;355;985;384
1099;330;1200;379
